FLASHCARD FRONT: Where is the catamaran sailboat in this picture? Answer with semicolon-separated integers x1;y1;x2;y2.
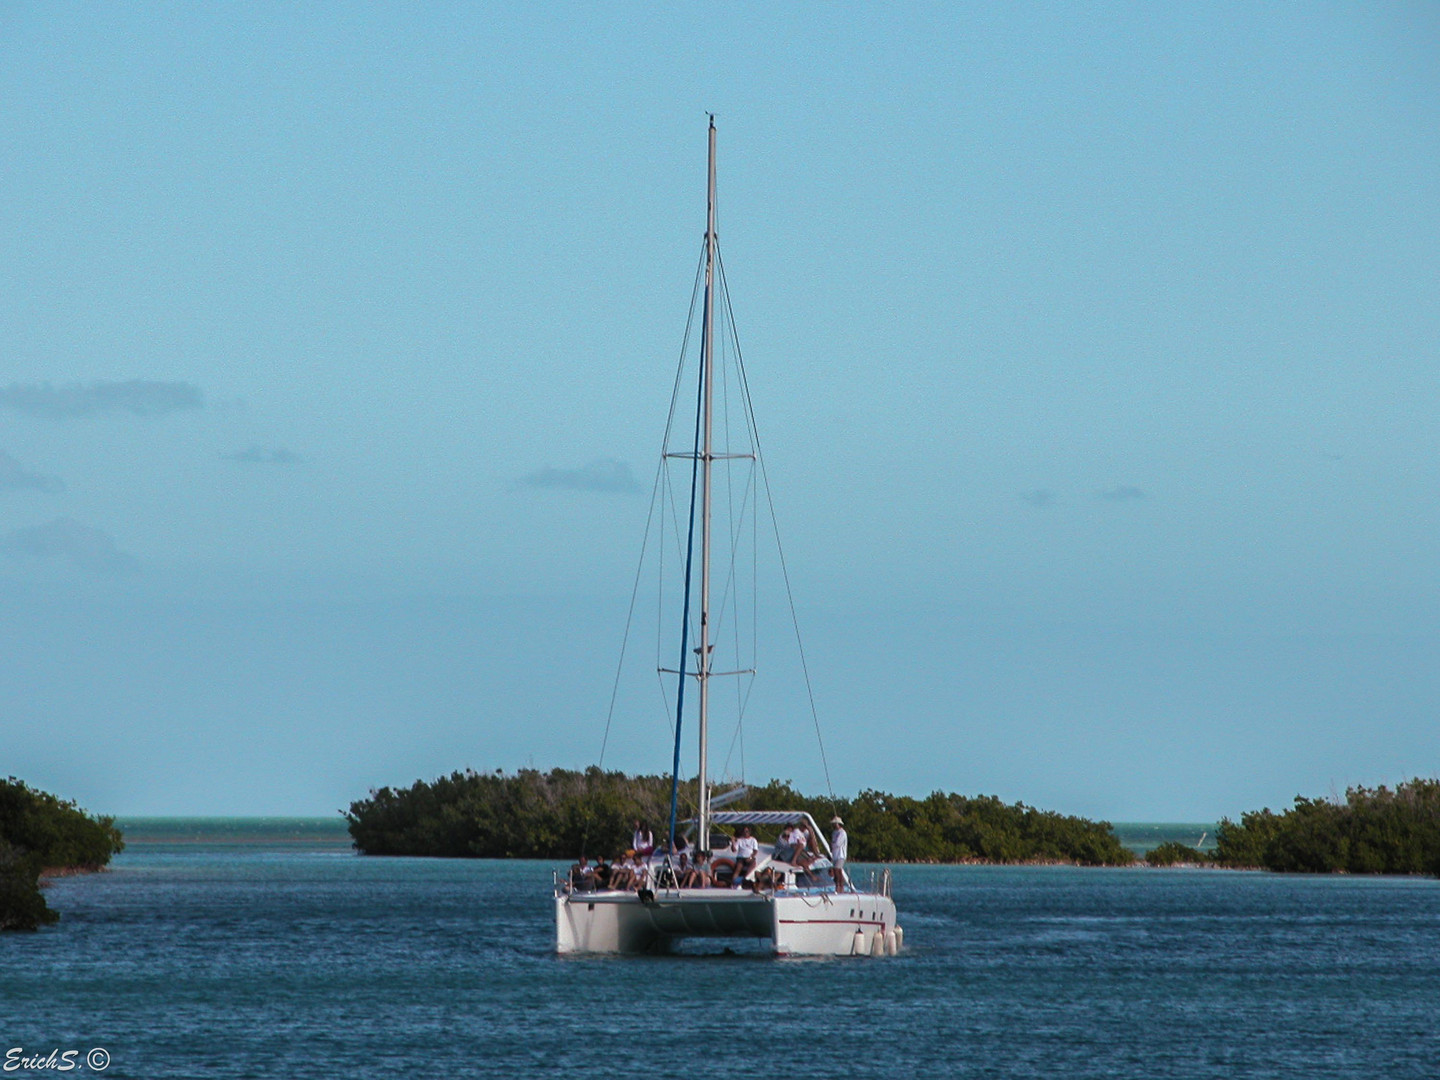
553;119;899;956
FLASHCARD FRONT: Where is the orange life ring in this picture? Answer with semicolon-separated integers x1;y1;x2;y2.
711;854;737;882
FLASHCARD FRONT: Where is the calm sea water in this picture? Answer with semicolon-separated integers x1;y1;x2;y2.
4;823;1438;1079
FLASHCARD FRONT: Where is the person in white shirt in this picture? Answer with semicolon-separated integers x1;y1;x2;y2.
606;853;636;891
790;824;816;870
731;825;759;887
774;825;801;863
629;852;651;891
829;816;849;890
632;821;654;857
568;855;596;893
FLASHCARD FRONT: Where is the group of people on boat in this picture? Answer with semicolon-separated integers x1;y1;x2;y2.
566;817;850;894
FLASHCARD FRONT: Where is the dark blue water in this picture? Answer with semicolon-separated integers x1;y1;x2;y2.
5;841;1439;1078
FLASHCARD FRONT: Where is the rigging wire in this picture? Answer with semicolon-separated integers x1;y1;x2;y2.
593;214;840;852
713;316;760;784
595;245;706;770
716;247;839;806
723;315;749;783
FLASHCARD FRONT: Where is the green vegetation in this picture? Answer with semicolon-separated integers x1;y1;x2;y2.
1212;779;1440;874
0;778;124;931
1145;841;1206;867
346;768;1135;866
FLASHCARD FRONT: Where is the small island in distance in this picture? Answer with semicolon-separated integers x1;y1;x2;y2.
346;768;1440;877
346;768;1136;865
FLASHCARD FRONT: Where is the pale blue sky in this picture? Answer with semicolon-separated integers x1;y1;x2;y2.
2;3;1437;819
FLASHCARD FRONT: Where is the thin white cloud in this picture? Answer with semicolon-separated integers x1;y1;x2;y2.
0;451;65;493
0;379;204;419
224;445;303;464
1;517;140;574
519;458;641;494
1097;485;1148;502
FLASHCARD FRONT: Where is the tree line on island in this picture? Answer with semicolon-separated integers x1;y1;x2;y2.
0;777;124;931
5;772;1438;930
346;768;1440;876
1211;778;1440;874
344;768;1136;864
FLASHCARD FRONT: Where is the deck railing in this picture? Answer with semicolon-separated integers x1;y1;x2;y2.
862;866;892;897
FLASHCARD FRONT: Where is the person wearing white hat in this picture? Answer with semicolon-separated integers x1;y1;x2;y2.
829;816;849;890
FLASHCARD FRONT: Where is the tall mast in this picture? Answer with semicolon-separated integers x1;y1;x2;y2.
697;115;717;852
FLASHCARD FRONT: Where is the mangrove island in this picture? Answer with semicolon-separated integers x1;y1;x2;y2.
0;777;124;931
346;767;1135;865
348;769;1440;878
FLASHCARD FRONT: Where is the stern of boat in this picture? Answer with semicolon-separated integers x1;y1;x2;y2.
556;892;661;954
770;890;897;956
556;884;899;957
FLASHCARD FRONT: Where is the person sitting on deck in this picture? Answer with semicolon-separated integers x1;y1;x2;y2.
568;855;596;892
753;866;784;892
670;832;691;874
775;824;814;870
800;835;820;871
628;851;652;891
731;825;759;888
632;821;655;857
773;825;800;864
802;822;822;863
662;834;691;888
680;850;713;888
606;852;637;891
593;859;612;891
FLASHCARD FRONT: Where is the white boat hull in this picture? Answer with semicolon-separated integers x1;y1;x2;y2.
555;888;898;956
